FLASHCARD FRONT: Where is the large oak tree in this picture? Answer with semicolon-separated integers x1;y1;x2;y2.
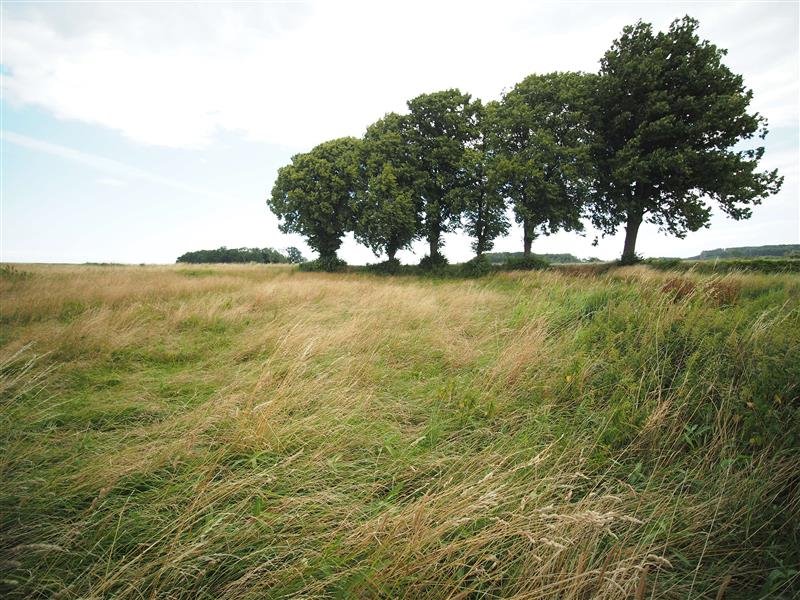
591;16;783;264
268;137;362;268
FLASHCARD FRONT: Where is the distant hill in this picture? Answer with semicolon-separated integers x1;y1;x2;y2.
484;251;590;264
691;245;800;260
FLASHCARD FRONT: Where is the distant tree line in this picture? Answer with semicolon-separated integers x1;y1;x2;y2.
692;245;800;260
483;252;598;265
267;17;782;271
176;246;305;264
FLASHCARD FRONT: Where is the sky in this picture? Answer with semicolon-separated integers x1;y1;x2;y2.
1;0;798;265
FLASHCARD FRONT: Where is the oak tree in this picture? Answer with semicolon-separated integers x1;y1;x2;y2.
405;89;480;265
268;137;362;269
591;16;783;264
353;113;419;262
450;105;510;256
489;73;595;256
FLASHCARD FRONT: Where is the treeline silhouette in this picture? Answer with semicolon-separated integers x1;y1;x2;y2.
176;246;305;264
267;16;781;271
692;245;800;260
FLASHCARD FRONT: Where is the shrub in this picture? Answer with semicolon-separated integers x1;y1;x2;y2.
646;257;683;271
366;258;402;275
298;256;347;272
503;255;549;271
418;254;449;270
460;256;492;278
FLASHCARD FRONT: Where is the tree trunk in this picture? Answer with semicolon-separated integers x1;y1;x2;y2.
523;219;533;258
429;230;440;259
317;237;341;270
319;250;337;262
620;210;643;265
476;204;485;258
387;248;396;261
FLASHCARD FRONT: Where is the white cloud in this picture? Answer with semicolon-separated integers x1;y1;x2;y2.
3;1;795;150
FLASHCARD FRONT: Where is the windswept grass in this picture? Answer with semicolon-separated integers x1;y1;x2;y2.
1;263;798;598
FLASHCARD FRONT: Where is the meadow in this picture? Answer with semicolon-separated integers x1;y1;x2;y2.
1;263;798;598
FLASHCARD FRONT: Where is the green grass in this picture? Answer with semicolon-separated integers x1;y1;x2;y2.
1;263;799;598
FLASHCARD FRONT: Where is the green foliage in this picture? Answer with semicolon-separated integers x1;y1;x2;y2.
176;246;289;264
643;256;800;274
488;72;595;254
365;258;402;275
484;252;584;264
645;257;683;271
590;17;783;263
451;142;509;256
693;244;800;259
617;252;644;266
261;16;784;280
353;114;419;260
418;253;449;271
268;137;362;261
297;256;347;272
405;89;481;260
459;255;492;278
689;258;800;274
502;255;550;271
284;247;306;264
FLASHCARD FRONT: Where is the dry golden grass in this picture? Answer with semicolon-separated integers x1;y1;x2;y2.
1;263;799;598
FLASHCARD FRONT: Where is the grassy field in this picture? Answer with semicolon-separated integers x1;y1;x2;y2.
1;263;799;598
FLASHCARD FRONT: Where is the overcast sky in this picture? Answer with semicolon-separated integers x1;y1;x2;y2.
1;1;798;264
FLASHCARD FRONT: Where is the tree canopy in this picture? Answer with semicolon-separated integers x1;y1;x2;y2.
176;247;289;264
590;16;783;263
268;137;362;266
284;247;306;263
264;16;782;269
352;113;419;261
404;89;481;264
450;127;509;256
488;72;596;256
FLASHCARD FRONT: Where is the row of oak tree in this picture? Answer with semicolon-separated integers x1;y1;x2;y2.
267;17;782;270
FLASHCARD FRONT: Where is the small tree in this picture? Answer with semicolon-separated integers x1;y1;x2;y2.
268;137;362;269
405;89;480;265
591;16;783;264
285;247;306;263
489;73;595;256
353;113;419;261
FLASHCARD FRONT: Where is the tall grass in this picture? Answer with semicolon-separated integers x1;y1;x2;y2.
1;263;798;598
